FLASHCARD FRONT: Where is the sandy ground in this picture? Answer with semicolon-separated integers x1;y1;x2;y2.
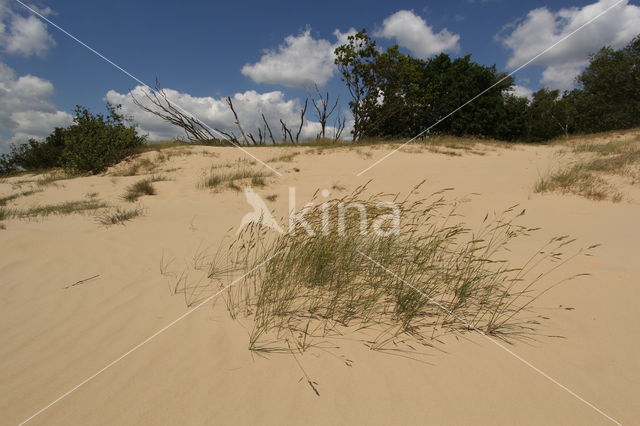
1;135;639;425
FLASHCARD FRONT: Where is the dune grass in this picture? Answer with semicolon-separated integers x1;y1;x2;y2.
0;199;108;220
536;137;639;201
268;152;300;163
184;183;594;356
122;175;165;202
96;207;144;226
200;163;273;191
0;189;43;206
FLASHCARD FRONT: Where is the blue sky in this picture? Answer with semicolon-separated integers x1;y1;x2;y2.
1;0;639;146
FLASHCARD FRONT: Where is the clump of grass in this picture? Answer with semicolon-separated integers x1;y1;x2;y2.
122;175;165;202
268;152;299;163
195;183;594;355
200;164;273;191
97;207;143;226
331;183;346;191
0;189;42;206
251;175;267;187
266;194;278;202
535;164;622;201
536;138;639;201
1;200;108;220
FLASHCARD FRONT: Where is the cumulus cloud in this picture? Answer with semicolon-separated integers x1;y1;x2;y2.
508;85;534;100
0;0;55;57
0;62;72;147
500;0;640;90
106;85;345;142
241;28;355;88
375;10;460;59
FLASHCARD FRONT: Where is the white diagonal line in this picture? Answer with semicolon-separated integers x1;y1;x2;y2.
356;0;626;176
17;250;281;426
357;250;622;426
13;0;282;177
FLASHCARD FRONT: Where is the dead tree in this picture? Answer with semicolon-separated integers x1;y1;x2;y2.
311;85;339;140
333;115;346;142
225;97;250;144
295;99;308;143
132;81;224;143
261;113;276;144
280;119;294;143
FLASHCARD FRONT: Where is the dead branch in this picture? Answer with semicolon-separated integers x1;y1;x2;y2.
295;98;308;143
280;119;294;144
333;115;346;142
132;83;220;143
262;113;276;144
225;97;250;145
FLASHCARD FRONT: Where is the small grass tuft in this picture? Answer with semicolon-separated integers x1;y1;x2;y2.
2;200;108;220
122;176;165;202
268;152;299;163
200;163;273;191
97;207;144;226
0;189;43;206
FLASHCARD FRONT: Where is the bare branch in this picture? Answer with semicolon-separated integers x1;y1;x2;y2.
225;97;250;145
295;98;308;143
262;113;276;145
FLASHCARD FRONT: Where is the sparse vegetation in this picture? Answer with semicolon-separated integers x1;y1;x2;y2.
200;163;273;191
0;189;42;206
123;175;165;202
0;200;108;220
536;137;639;201
97;207;144;226
266;194;278;202
268;152;299;163
36;170;79;186
111;158;157;176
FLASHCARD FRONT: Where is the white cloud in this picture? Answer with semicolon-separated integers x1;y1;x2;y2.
106;85;345;142
241;28;355;88
508;85;534;100
0;1;55;57
375;10;460;59
500;0;640;90
0;62;72;147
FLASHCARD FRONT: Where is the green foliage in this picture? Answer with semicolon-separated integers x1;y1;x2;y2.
0;128;66;173
61;104;146;173
334;30;640;142
573;35;640;133
334;29;381;141
1;104;146;175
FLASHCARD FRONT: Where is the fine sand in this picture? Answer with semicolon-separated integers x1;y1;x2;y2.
1;134;639;425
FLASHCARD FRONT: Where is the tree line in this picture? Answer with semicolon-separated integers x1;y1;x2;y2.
334;30;640;142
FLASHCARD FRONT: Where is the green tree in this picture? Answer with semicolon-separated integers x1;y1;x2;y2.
334;29;380;140
60;104;146;173
574;35;640;132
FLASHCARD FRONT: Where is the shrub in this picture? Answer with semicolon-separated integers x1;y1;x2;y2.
123;178;156;202
61;104;146;173
0;128;66;174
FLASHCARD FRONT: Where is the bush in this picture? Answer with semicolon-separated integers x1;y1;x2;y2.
0;104;146;176
0;128;66;174
60;104;146;173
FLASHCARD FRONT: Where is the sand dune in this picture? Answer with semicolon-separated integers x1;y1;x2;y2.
1;134;639;425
